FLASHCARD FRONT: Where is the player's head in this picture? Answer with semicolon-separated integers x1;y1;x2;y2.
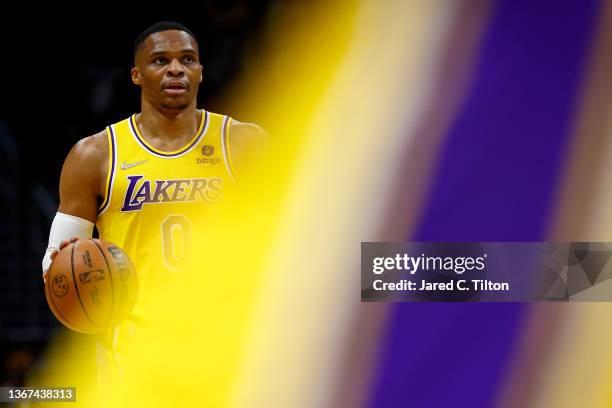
131;21;203;113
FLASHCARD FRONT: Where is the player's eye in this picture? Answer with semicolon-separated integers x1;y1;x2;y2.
154;57;168;65
183;55;195;63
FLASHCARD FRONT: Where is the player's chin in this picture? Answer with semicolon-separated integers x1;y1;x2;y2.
160;101;190;112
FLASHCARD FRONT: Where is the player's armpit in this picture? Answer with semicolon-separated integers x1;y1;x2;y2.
57;130;108;223
228;120;268;179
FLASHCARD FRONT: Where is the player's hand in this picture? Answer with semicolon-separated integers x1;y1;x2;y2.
43;237;80;284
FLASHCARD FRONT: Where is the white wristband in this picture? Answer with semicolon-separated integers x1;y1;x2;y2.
42;212;95;274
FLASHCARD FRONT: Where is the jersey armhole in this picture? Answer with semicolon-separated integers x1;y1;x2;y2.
98;126;117;215
221;115;237;183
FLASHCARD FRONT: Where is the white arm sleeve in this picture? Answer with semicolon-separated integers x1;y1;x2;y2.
42;212;95;274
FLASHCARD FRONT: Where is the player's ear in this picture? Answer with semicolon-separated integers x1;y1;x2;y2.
131;67;141;85
199;65;203;83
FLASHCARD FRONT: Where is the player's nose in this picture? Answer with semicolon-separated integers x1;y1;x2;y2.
167;58;184;76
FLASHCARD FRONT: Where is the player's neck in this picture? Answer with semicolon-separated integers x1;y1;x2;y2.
137;101;201;141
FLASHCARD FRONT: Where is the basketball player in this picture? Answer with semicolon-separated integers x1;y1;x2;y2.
41;21;264;385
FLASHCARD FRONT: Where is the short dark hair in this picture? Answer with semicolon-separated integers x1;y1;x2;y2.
134;21;198;57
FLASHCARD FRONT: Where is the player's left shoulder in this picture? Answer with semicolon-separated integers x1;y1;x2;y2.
227;119;268;177
229;119;268;148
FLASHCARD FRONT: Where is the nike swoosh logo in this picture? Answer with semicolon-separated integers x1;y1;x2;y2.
121;159;148;170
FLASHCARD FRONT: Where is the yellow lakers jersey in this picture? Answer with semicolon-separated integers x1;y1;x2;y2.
96;109;234;327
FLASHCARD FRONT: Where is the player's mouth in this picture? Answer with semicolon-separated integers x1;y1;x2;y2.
162;82;188;95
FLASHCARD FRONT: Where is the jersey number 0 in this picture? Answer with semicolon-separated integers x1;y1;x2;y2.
161;215;192;270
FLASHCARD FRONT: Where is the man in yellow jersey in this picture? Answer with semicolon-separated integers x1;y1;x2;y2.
41;21;264;386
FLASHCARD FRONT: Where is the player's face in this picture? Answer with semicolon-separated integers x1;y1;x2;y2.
132;30;203;112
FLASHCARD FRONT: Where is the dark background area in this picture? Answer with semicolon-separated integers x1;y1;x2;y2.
0;1;272;386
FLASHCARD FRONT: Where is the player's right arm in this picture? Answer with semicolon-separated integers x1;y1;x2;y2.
57;131;108;222
42;131;108;280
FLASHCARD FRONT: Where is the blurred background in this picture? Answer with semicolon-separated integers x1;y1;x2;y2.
1;0;611;407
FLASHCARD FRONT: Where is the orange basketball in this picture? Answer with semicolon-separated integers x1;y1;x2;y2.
45;239;139;334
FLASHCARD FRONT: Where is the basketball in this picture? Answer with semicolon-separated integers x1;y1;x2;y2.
45;239;139;334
